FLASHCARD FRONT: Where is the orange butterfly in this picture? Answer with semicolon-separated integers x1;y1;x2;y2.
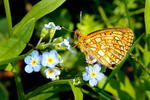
75;28;134;69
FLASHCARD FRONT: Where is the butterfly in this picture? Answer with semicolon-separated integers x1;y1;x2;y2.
75;28;134;69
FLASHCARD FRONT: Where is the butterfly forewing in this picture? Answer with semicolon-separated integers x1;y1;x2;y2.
77;28;134;69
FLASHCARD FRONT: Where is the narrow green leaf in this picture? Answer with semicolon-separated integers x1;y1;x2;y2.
3;0;13;37
0;18;35;62
25;79;72;99
69;81;83;100
98;72;136;100
13;63;25;100
123;0;133;29
146;91;150;100
145;0;150;34
144;0;150;66
0;50;32;66
0;83;8;100
13;0;66;34
98;6;112;27
102;34;144;89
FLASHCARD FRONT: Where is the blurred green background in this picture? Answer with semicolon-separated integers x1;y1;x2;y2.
0;0;150;100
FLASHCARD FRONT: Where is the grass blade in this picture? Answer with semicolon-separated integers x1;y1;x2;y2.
3;0;12;37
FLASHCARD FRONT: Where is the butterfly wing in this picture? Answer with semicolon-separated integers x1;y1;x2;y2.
82;28;134;69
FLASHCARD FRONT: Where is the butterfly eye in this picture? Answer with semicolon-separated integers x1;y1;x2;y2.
74;30;84;39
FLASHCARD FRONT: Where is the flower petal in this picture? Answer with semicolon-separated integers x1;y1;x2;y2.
55;26;61;30
52;56;60;65
67;37;70;41
41;52;49;67
63;39;70;46
33;65;41;72
93;64;101;72
25;65;33;73
46;22;55;28
89;78;97;87
50;50;58;56
54;69;60;76
31;50;39;57
49;74;56;79
48;63;55;68
24;56;32;64
82;73;90;81
36;55;42;64
48;22;55;27
95;73;105;80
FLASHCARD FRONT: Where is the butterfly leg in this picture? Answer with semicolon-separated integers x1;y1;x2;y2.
86;55;90;75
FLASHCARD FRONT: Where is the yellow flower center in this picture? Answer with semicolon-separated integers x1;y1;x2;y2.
32;60;37;65
48;58;53;63
48;69;54;75
91;72;96;77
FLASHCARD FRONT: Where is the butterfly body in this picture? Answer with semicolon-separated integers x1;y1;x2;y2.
75;28;134;69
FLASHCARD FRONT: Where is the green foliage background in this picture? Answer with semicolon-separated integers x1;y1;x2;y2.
0;0;150;100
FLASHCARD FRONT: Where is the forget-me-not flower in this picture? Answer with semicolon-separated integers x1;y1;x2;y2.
24;50;41;73
45;68;61;79
82;64;105;87
60;37;74;53
41;50;60;68
44;22;61;30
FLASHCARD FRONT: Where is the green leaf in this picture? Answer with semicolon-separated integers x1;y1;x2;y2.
98;72;135;100
146;91;150;100
25;79;72;99
77;14;104;34
98;6;112;27
5;63;16;72
0;18;8;34
27;85;70;100
145;0;150;34
144;0;150;66
0;83;8;100
13;0;66;34
69;81;83;100
0;18;35;62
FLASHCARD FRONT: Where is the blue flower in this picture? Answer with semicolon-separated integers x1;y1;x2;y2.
60;37;74;53
82;64;105;87
45;68;60;79
44;22;61;30
41;50;60;68
86;56;97;64
24;50;41;73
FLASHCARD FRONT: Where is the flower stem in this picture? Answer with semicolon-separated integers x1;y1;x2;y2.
123;0;133;29
35;37;43;49
13;62;25;100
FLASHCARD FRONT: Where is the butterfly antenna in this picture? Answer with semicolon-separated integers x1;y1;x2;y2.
60;25;74;33
80;11;83;32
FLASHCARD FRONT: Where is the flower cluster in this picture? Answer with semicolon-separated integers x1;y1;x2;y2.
24;22;74;80
24;50;61;80
24;21;104;87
